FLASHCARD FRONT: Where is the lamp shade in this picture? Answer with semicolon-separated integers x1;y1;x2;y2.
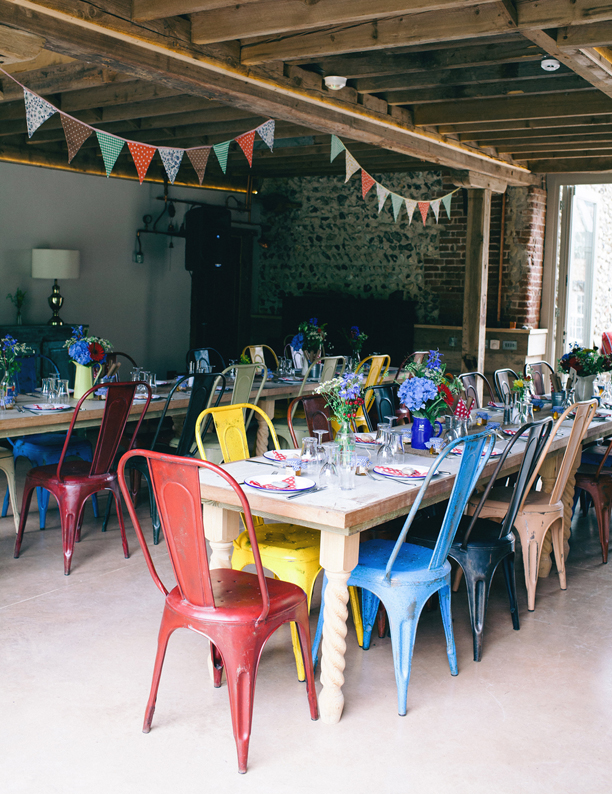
32;249;80;280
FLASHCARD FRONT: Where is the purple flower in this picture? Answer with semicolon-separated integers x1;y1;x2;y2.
291;332;304;352
426;349;442;370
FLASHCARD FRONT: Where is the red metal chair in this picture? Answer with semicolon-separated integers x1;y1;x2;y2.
13;381;151;575
117;450;318;774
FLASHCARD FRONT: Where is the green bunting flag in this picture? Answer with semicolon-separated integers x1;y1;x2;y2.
330;134;345;162
391;193;403;221
213;140;231;173
376;182;390;213
96;131;124;177
442;192;453;219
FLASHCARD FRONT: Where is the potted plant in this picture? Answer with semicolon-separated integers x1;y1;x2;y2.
0;335;34;409
398;350;462;449
65;326;112;400
6;288;26;325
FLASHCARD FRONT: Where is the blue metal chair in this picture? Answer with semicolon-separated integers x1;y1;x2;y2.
1;354;98;529
312;428;496;716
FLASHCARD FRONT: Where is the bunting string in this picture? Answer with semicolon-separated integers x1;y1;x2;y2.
0;66;276;184
330;134;459;224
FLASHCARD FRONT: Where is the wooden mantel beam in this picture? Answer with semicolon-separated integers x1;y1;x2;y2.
0;0;535;186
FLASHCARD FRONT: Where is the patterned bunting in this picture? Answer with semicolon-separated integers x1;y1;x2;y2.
361;170;375;199
96;131;124;177
24;89;56;138
236;130;256;167
187;147;211;185
61;114;92;163
418;201;430;225
405;199;417;224
391;193;403;222
257;119;275;151
345;151;360;182
330;134;345;162
128;141;157;184
213;140;231;173
158;148;184;184
430;198;441;223
376;182;390;213
442;192;453;220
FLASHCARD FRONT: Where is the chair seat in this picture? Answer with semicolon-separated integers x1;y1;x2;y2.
411;515;514;549
234;525;320;562
26;460;114;489
470;486;560;514
166;569;307;622
350;539;450;585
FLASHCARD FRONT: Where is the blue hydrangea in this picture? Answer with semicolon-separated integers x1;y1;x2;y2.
309;317;318;326
426;349;442;370
291;332;304;351
350;325;360;338
398;377;438;412
68;339;92;366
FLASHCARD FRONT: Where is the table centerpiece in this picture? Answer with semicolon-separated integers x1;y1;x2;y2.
65;326;112;400
343;325;368;366
316;371;364;452
558;344;610;401
0;335;34;409
291;317;327;373
398;350;462;449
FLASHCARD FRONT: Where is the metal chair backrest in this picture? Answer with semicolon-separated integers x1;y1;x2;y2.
521;400;597;507
526;361;561;395
494;368;519;401
287;394;333;445
16;353;60;393
186;347;226;372
150;373;226;457
104;351;138;376
57;381;151;480
461;418;554;548
117;450;270;621
602;332;612;356
195;402;280;463
320;355;346;382
459;372;496;408
362;384;397;431
356;354;390;411
242;344;279;370
387;429;496;578
217;363;266;430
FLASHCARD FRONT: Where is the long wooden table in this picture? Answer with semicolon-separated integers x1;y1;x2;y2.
198;413;612;725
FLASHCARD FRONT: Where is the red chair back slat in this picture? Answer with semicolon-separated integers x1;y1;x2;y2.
602;332;612;356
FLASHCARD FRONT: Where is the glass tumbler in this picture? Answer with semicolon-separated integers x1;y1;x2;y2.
338;448;357;491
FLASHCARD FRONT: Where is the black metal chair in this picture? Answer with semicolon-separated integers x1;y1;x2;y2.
362;384;406;430
409;417;553;661
458;372;497;409
102;373;225;543
526;361;561;395
186;347;226;372
494;367;519;402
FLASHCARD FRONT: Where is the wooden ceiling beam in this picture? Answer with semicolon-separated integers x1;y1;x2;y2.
528;156;612;172
461;126;612;143
132;0;263;22
0;23;44;64
517;148;612;159
442;113;612;134
558;22;612;48
191;0;487;46
0;0;533;185
498;138;612;154
1;61;133;101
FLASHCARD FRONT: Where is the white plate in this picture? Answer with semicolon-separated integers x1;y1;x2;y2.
244;475;315;493
263;448;301;462
23;403;72;413
373;465;431;480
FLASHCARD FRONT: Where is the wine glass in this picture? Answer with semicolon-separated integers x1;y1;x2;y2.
318;445;339;488
376;429;395;467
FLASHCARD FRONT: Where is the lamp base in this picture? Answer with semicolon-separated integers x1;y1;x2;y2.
48;315;64;326
48;279;65;326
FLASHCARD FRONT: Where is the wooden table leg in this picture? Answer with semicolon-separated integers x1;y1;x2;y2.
255;397;276;457
318;531;360;725
203;502;241;569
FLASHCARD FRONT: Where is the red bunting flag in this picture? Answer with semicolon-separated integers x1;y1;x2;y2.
61;114;92;163
186;147;211;185
128;141;156;184
235;130;256;166
418;201;430;225
361;170;375;199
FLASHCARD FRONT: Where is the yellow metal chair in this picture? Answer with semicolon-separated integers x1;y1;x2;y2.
353;354;391;430
195;402;363;681
241;344;279;370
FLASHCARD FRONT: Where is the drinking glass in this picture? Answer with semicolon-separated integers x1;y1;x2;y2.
137;372;150;397
131;367;142;381
313;429;327;447
300;437;319;479
41;377;53;401
338;448;357;491
56;379;70;403
148;372;157;395
46;381;59;404
376;429;395;466
318;445;339;488
375;422;390;443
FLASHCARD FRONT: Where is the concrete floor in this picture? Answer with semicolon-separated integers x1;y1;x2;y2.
1;478;611;794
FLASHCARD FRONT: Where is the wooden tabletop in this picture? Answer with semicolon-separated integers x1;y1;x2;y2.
199;414;612;537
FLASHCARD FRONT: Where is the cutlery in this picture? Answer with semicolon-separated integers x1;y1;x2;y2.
286;485;327;500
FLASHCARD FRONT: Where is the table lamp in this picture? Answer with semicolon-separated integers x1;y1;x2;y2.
32;249;80;326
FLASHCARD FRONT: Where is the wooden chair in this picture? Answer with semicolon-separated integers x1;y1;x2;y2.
526;361;561;395
575;434;612;563
241;344;279;370
397;350;429;379
104;351;138;377
458;372;497;409
354;354;390;428
468;400;598;611
0;448;19;531
117;450;317;774
14;382;151;575
494;367;519;401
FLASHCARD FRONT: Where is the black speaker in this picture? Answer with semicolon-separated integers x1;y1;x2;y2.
184;205;232;272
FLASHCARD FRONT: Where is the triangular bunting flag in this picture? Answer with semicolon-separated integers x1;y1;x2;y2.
330;134;345;162
431;198;441;223
391;193;403;222
96;131;124;177
256;119;275;151
405;199;417;224
128;141;156;184
345;151;360;182
418;201;430;225
376;182;390;213
213;140;231;173
442;192;453;220
236;130;256;167
158;148;184;184
24;89;56;138
61;114;92;163
361;170;375;199
187;147;211;185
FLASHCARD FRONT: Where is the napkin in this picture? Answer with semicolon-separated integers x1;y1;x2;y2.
377;466;424;477
249;476;296;491
454;399;469;419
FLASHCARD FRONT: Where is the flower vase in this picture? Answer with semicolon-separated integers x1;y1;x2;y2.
335;418;356;454
411;417;443;450
575;374;597;401
16;310;22;326
0;373;18;410
73;363;94;401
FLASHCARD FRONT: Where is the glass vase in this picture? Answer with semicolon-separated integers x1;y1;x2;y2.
335;418;356;454
0;372;18;410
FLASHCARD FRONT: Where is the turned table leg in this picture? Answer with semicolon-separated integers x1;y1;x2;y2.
203;502;241;569
318;531;360;725
255;397;276;457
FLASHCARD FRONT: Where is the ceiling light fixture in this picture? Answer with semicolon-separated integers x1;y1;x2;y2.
324;75;347;91
541;56;561;71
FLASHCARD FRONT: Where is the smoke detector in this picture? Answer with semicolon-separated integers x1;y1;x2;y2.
324;75;347;91
541;56;561;71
